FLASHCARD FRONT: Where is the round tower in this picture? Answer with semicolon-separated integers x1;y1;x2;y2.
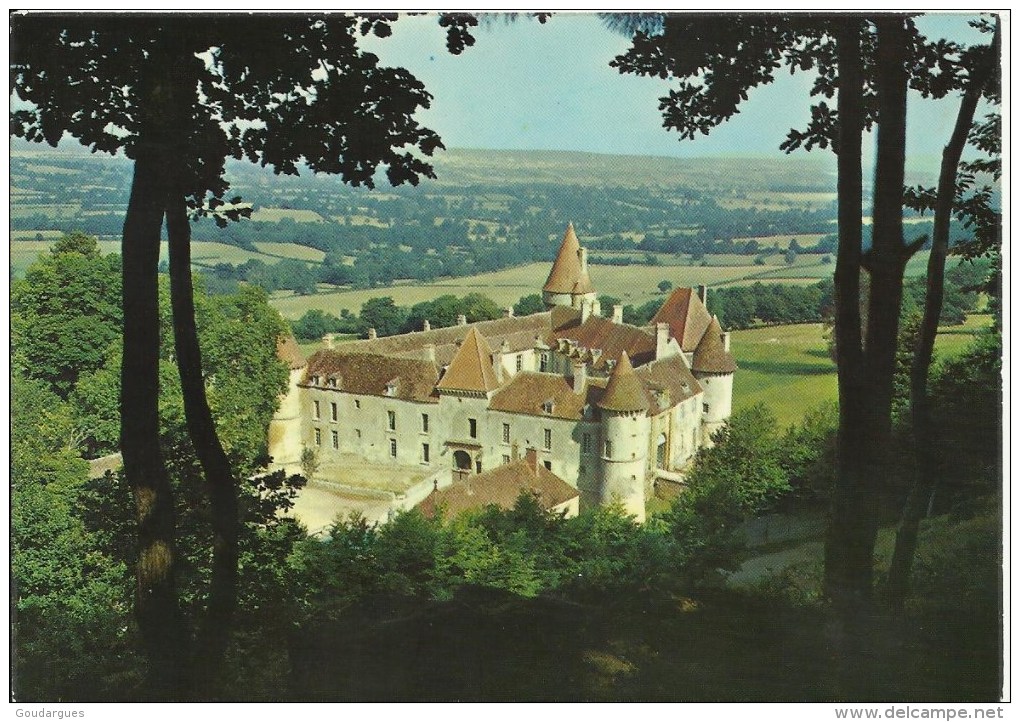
597;352;650;522
691;316;737;446
543;222;597;310
268;332;307;474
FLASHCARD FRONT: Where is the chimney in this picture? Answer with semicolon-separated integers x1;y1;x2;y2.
495;340;510;382
580;297;593;323
424;343;436;364
571;359;588;395
323;333;335;349
698;284;708;305
578;246;589;275
504;306;515;318
367;327;378;340
612;304;623;324
423;319;431;332
656;322;671;359
722;331;731;352
457;314;467;326
525;447;539;474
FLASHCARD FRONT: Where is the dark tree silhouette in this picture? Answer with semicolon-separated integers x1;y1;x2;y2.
610;12;991;609
11;13;463;698
886;21;1000;606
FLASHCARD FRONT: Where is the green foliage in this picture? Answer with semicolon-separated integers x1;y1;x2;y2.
779;402;838;506
663;406;790;581
657;279;673;293
11;376;143;700
926;330;1002;501
359;296;408;338
513;293;546;316
11;231;121;398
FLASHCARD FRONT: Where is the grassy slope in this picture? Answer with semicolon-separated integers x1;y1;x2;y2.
731;314;993;429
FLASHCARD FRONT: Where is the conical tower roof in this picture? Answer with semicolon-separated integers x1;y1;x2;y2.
543;223;594;295
436;326;501;394
276;332;306;370
692;316;737;374
598;351;650;413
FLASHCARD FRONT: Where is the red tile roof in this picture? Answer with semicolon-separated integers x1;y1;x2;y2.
488;371;606;420
417;457;578;519
436;326;501;395
598;351;650;413
543;223;594;294
650;288;714;352
277;332;307;370
549;314;656;370
303;351;439;403
692;316;738;374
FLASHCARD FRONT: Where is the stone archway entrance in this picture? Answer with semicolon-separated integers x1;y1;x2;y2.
453;450;472;471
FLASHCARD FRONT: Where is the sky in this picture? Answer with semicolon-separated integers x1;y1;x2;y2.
360;12;993;164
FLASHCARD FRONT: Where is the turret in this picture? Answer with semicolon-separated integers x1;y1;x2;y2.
691;316;737;446
597;351;650;522
268;332;307;474
542;223;597;310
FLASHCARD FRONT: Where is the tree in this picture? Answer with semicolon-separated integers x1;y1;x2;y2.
886;21;1000;605
11;232;122;398
513;294;546;316
360;296;409;337
657;279;673;293
11;13;463;696
610;13;991;609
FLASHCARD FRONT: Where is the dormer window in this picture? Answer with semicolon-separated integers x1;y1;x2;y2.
542;399;555;414
327;376;338;388
385;377;399;397
310;375;321;386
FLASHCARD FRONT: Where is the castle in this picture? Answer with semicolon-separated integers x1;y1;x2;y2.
270;224;736;522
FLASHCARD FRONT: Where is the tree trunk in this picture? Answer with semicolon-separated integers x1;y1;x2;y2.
120;147;188;699
825;15;913;611
823;15;870;611
885;34;996;608
166;182;240;695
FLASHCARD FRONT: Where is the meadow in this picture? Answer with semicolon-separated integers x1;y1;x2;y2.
730;314;992;428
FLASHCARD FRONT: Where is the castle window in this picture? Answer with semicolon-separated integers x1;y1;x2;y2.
515;354;523;372
502;454;510;465
544;460;552;471
313;400;320;419
330;402;338;422
422;413;429;433
390;439;397;458
314;428;321;446
356;429;362;440
540;353;549;372
422;443;430;463
502;423;510;444
475;460;482;474
582;433;591;453
354;399;361;409
543;428;552;450
469;418;477;438
331;430;338;449
604;440;612;458
387;410;396;431
703;403;710;414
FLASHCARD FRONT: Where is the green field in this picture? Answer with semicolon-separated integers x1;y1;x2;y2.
731;314;992;428
249;207;325;223
730;324;838;428
268;257;845;320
